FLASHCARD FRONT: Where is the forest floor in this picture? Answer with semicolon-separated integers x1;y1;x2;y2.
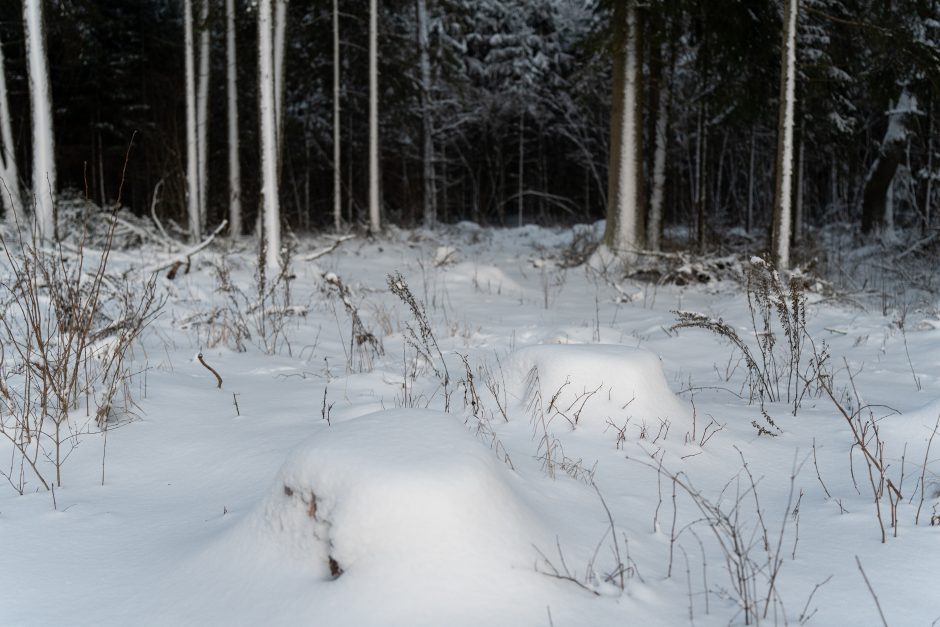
0;218;938;626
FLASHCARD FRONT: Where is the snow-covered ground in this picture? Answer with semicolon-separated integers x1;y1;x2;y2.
1;222;938;626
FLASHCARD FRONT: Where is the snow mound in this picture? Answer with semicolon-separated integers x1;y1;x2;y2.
444;262;525;295
505;344;688;430
251;409;547;580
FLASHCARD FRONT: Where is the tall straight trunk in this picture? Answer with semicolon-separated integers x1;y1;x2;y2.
862;89;916;234
368;0;381;232
226;0;242;237
332;0;342;231
793;119;805;244
416;0;435;228
747;127;756;233
0;28;24;225
695;106;708;249
24;0;56;241
924;100;934;232
771;0;798;270
197;0;210;233
258;0;280;267
517;111;524;227
648;41;671;252
603;0;644;255
273;0;287;148
184;0;200;240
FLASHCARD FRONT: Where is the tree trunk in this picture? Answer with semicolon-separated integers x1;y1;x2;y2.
924;98;934;233
517;111;524;227
862;89;917;235
197;0;210;233
793;118;805;244
647;40;671;252
24;0;56;241
274;0;287;149
603;0;644;255
416;0;435;229
226;0;242;237
747;127;756;233
368;0;381;232
694;103;707;249
258;0;280;267
184;0;200;240
333;0;342;231
0;27;24;225
771;0;798;270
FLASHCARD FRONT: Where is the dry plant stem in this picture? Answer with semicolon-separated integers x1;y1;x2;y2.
387;272;449;409
812;437;832;498
668;476;678;578
0;151;161;491
855;555;889;627
798;575;833;625
323;271;382;369
197;353;223;388
533;540;600;597
915;414;940;525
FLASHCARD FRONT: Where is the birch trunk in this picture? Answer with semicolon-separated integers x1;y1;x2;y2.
368;0;381;232
197;0;210;233
226;0;242;237
184;0;200;240
771;0;798;270
24;0;56;241
259;0;281;267
0;29;24;225
274;0;287;149
332;0;342;231
603;0;643;256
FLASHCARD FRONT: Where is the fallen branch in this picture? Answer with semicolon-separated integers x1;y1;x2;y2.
143;220;228;275
301;234;355;262
896;230;938;260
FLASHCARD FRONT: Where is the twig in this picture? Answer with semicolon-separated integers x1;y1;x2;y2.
197;352;223;388
856;555;889;627
915;414;940;524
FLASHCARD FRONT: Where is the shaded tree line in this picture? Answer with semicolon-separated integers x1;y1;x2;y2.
0;0;937;266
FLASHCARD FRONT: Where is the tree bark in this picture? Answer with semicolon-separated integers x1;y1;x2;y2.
603;0;644;256
197;0;210;233
771;0;798;269
226;0;242;237
647;40;671;252
333;0;342;231
368;0;381;232
184;0;200;240
0;27;24;225
416;0;435;229
861;89;917;235
258;0;280;267
24;0;56;241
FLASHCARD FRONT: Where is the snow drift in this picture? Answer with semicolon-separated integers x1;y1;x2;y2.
505;343;689;430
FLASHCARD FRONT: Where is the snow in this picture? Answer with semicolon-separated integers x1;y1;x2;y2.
1;223;939;625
